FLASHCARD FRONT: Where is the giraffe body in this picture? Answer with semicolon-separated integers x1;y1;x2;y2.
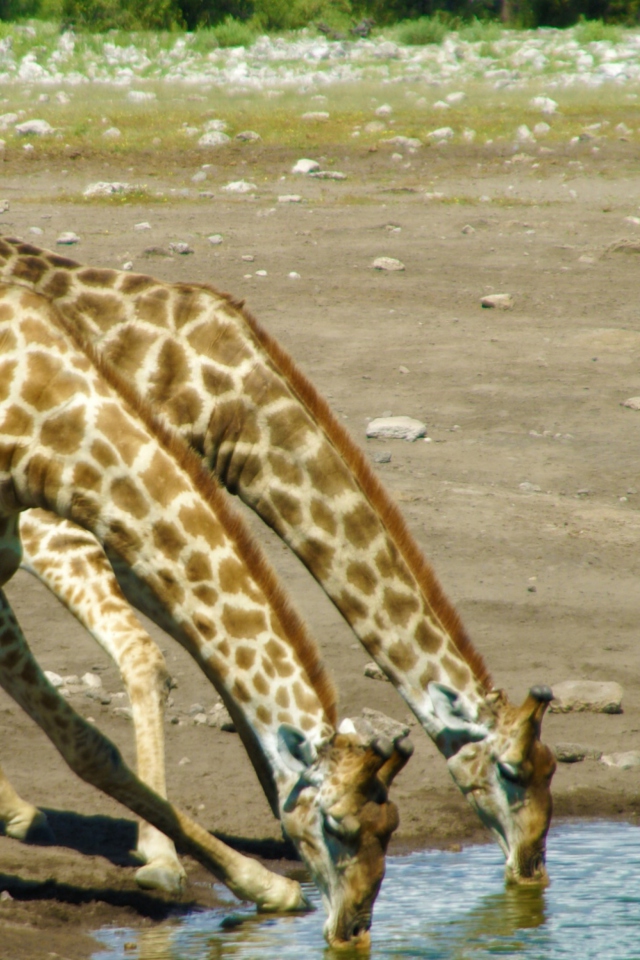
0;237;555;883
0;281;407;946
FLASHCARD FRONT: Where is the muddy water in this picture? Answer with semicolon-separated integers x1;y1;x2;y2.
94;821;640;959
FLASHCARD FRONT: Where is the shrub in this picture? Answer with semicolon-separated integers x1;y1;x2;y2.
61;0;184;30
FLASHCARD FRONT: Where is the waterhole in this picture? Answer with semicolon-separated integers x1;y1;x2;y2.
94;821;640;959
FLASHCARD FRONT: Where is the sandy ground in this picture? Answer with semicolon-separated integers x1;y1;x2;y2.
1;137;640;957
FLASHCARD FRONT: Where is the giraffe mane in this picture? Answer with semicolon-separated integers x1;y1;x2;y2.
43;294;339;728
215;290;494;694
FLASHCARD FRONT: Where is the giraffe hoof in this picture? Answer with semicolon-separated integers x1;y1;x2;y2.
6;809;55;845
135;859;186;895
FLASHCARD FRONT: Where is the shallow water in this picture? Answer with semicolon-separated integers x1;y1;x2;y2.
94;821;640;960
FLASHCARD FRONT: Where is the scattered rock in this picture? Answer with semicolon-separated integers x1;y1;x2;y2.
44;670;64;688
208;234;223;245
366;416;427;442
600;751;640;770
372;256;405;272
605;239;640;255
134;221;151;231
375;104;393;117
301;111;330;121
15;119;54;136
112;706;133;721
102;127;121;139
480;293;514;310
554;742;602;763
82;672;102;690
236;130;261;141
56;232;80;245
221;180;256;193
621;397;640;410
127;90;156;102
168;241;193;255
207;702;236;731
83;181;133;198
292;158;320;174
427;126;454;141
364;662;389;682
347;708;411;743
278;194;302;203
381;135;422;149
529;96;558;114
549;680;623;715
373;451;392;463
461;224;476;235
308;170;347;180
198;131;230;148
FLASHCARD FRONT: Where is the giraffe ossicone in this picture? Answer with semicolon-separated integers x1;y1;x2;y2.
0;235;555;883
0;281;409;947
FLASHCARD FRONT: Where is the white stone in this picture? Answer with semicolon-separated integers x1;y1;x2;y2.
446;91;466;105
533;122;550;137
44;670;64;688
82;672;102;689
198;131;230;148
292;158;320;174
375;104;393;116
208;234;223;245
309;171;347;180
168;242;193;255
288;272;301;279
134;221;151;231
364;121;386;133
550;680;623;715
102;127;121;139
529;96;558;115
83;181;132;197
601;751;640;769
236;130;261;141
516;124;535;143
621;396;640;410
372;256;405;272
191;170;207;182
364;662;389;682
278;194;301;203
433;100;450;110
15;119;53;136
203;119;228;132
127;90;156;102
481;293;514;310
366;416;427;442
301;111;329;121
381;135;422;149
427;126;454;141
56;232;80;245
221;180;256;193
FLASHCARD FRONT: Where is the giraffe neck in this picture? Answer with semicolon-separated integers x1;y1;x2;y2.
0;239;490;734
0;281;336;808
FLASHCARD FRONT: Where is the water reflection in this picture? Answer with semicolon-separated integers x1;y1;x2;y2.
94;822;640;960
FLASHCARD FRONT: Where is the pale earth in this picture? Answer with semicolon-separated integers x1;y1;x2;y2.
0;136;639;958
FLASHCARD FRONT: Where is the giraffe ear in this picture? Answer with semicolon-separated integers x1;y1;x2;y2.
428;682;489;742
277;724;318;774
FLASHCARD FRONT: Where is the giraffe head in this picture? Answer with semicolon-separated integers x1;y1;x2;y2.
277;725;412;947
428;682;555;884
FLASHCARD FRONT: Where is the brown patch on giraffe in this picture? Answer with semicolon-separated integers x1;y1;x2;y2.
77;268;119;288
41;405;87;456
139;449;189;508
414;618;443;654
152;567;186;607
235;645;256;671
149;340;189;402
90;438;119;470
299;715;315;731
193;583;218;605
222;604;267;640
105;517;143;560
109;476;150;520
96;402;149;468
186;317;243;362
256;704;272;726
152;519;188;561
261;657;275;679
72;461;102;493
383;585;420;628
217;639;230;659
201;363;234;398
74;291;128;333
167;388;203;428
277;711;294;726
336;588;369;623
309;497;338;537
207;399;261;449
267;451;304;489
441;652;471;691
297;536;336;583
275;685;290;708
0;356;17;401
193;614;216;640
0;404;33;437
267;405;313;455
26;454;63;507
387;640;419;673
343;501;382;551
178;500;225;550
270;488;303;529
23;352;86;411
0;302;15;323
218;555;260;598
419;663;442;688
374;543;415;589
43;270;72;300
232;677;252;704
243;367;290;408
253;672;269;696
185;551;213;582
264;638;295;678
43;253;80;271
118;272;158;296
11;255;48;286
346;560;376;596
102;324;159;379
293;680;323;715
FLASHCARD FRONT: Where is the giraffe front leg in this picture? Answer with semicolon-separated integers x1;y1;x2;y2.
19;510;184;893
0;590;307;912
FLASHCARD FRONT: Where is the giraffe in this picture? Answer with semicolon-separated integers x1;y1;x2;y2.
0;236;556;884
0;280;409;947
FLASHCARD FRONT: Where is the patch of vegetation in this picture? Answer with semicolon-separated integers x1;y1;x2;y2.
573;16;623;42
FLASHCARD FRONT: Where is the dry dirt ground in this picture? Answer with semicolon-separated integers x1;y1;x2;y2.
0;137;640;958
